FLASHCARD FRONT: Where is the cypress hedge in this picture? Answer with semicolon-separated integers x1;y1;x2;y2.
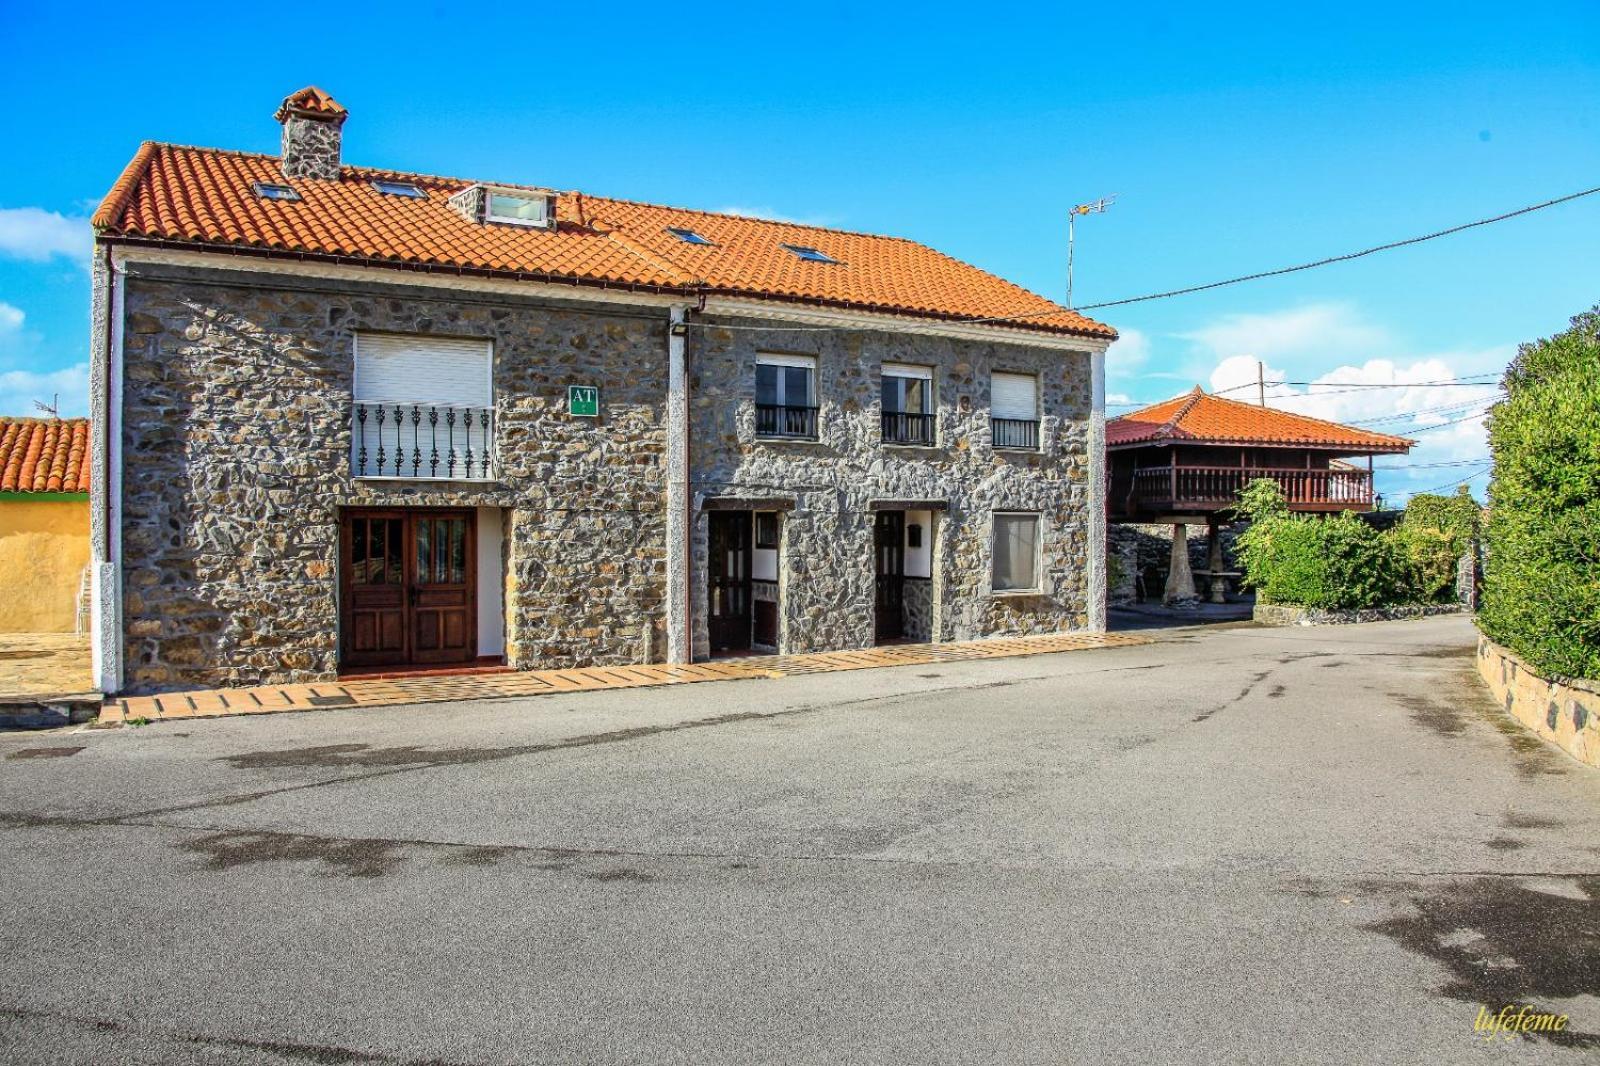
1478;307;1600;679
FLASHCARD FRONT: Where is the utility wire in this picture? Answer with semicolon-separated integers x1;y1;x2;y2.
1076;185;1600;311
685;184;1600;334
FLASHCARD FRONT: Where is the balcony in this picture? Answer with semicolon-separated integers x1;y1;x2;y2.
882;410;936;446
351;401;494;480
756;403;819;440
991;417;1040;451
1125;465;1373;514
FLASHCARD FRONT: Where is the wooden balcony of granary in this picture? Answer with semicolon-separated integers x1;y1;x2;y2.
1104;387;1415;607
1105;387;1413;521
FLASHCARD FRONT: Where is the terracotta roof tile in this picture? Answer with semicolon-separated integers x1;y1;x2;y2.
0;418;90;493
93;144;1114;340
1106;387;1413;452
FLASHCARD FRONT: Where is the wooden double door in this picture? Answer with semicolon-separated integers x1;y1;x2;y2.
341;509;476;668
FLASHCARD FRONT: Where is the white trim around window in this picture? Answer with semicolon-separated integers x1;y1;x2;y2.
991;511;1042;594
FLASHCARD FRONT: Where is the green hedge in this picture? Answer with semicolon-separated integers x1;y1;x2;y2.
1396;487;1481;603
1478;308;1600;679
1234;480;1411;610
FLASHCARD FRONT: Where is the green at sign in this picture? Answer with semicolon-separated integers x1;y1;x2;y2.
568;385;599;417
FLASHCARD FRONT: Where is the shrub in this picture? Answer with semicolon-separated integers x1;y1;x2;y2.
1235;479;1409;610
1478;308;1600;679
1397;486;1482;603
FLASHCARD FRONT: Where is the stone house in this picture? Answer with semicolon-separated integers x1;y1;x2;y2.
86;87;1115;695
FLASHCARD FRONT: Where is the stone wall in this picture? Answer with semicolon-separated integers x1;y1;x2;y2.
117;264;670;693
1109;521;1245;604
278;114;342;181
1477;633;1600;770
687;315;1095;658
1252;602;1463;626
903;578;934;642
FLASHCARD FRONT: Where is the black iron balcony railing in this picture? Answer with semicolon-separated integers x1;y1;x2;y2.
756;403;819;439
881;410;936;445
991;417;1039;450
351;401;495;480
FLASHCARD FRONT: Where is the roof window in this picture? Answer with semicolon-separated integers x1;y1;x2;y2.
485;189;552;228
252;182;301;202
783;244;839;264
372;180;426;199
667;227;715;245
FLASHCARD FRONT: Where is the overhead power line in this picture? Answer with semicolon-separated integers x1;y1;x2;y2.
685;184;1600;334
1076;185;1600;312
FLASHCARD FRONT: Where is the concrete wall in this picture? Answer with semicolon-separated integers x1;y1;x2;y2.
0;497;89;632
1477;633;1600;770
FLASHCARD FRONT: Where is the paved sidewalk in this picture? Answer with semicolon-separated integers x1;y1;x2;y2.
0;633;95;700
103;630;1146;724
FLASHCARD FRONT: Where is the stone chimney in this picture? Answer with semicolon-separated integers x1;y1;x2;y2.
274;87;347;181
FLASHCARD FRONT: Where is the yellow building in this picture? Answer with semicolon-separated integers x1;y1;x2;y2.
0;418;90;633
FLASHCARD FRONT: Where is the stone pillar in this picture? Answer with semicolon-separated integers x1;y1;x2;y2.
665;305;690;663
1164;523;1198;606
1205;522;1227;604
274;87;347;181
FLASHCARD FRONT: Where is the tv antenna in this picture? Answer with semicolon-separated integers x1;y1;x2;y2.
32;394;59;419
1067;195;1117;310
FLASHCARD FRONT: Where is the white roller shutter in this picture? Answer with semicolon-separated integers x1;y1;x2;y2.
354;333;492;406
991;372;1037;420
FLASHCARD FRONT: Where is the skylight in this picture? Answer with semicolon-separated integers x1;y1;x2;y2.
667;227;714;246
486;190;551;227
782;244;839;264
372;180;426;199
252;182;301;202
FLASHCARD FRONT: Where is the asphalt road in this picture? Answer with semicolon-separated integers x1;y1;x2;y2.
2;616;1597;1065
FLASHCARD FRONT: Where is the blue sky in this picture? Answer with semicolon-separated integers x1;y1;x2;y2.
1;1;1596;500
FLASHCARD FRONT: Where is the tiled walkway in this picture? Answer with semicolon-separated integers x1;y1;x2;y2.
103;631;1148;724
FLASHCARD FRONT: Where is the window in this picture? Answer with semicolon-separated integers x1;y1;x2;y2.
486;190;551;227
667;227;715;245
882;363;935;445
755;512;779;549
782;244;840;264
252;182;301;201
991;372;1040;450
992;513;1040;593
351;333;495;480
755;354;818;439
372;180;426;198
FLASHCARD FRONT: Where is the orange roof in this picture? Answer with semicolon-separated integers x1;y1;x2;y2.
91;143;1113;339
1106;387;1413;452
0;418;90;493
274;86;347;121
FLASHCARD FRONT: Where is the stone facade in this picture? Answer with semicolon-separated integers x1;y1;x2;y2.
688;316;1095;659
116;264;669;694
278;113;343;181
109;263;1099;694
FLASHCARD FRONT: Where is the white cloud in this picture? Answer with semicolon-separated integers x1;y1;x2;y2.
1182;303;1388;363
0;302;22;331
1106;327;1150;383
0;363;89;418
0;207;92;265
1180;304;1506;501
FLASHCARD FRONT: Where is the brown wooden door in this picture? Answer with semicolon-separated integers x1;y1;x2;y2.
410;512;475;664
341;509;476;668
707;513;752;654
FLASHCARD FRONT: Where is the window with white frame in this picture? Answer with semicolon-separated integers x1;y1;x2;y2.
991;512;1041;592
351;333;495;480
991;371;1039;450
881;363;935;444
755;353;818;439
485;189;552;227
